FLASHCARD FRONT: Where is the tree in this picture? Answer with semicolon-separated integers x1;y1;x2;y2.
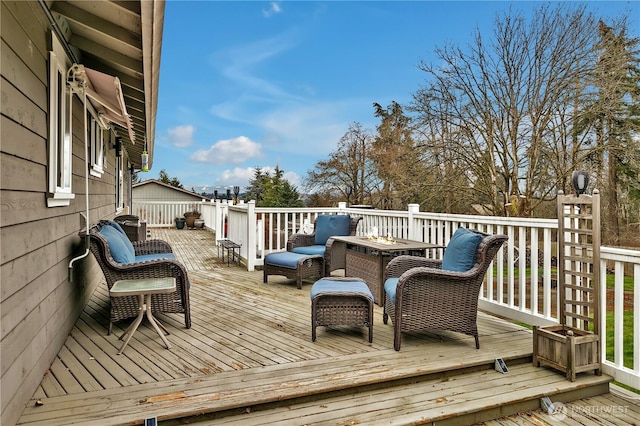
304;122;379;207
587;21;640;243
371;102;424;209
247;166;303;207
411;3;603;216
158;169;183;189
244;167;269;204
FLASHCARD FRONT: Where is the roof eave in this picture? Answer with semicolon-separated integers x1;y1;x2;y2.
137;0;164;170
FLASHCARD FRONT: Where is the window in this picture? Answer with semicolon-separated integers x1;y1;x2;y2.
47;33;74;207
88;104;106;177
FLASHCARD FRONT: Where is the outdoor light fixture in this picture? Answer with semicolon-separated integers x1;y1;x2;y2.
213;190;218;200
226;189;231;200
114;137;122;158
233;186;240;204
572;171;589;196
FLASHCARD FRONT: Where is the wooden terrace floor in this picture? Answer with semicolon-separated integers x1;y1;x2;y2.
17;228;637;425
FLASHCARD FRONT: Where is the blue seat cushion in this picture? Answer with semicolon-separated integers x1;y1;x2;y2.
265;251;312;269
135;253;176;263
384;277;399;303
314;215;351;246
441;227;483;272
310;278;373;301
100;225;135;264
291;245;326;256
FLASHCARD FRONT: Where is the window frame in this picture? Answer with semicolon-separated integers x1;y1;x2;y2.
87;102;106;177
47;34;75;207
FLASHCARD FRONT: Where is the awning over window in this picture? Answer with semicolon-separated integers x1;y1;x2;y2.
84;67;136;144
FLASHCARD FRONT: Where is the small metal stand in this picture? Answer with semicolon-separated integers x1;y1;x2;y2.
219;240;241;266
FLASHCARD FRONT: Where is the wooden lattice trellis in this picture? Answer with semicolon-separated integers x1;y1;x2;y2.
532;189;602;381
557;189;601;335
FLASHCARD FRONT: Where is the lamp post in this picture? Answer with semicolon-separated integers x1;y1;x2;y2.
346;186;353;206
226;189;231;201
213;190;218;200
572;171;589;196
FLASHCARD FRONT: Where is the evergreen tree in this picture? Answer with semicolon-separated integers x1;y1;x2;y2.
590;20;640;243
158;169;183;189
247;166;303;207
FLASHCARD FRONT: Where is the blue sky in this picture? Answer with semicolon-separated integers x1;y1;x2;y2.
151;1;638;194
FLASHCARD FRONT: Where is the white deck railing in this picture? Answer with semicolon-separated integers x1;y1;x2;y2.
132;199;640;390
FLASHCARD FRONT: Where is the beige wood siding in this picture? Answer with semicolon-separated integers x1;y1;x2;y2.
134;181;205;201
1;3;125;424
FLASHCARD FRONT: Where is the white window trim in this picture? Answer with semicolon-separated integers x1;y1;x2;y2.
87;102;106;177
47;34;75;207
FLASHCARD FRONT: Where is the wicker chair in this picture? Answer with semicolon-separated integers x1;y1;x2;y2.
287;215;362;276
383;229;507;351
81;221;191;335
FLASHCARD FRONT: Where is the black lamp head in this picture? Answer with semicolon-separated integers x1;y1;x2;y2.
572;171;589;196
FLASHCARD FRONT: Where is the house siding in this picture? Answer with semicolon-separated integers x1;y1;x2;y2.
134;181;206;201
1;2;130;424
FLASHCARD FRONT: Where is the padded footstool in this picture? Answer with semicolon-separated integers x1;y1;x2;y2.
310;277;374;343
263;252;324;289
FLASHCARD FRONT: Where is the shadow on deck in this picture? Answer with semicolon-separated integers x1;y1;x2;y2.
17;228;614;425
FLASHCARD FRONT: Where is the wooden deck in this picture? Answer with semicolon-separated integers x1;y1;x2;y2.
16;228;637;425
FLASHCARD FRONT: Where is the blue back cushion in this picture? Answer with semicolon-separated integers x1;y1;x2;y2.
441;227;483;272
99;225;135;264
314;215;351;245
105;220;127;237
384;278;399;303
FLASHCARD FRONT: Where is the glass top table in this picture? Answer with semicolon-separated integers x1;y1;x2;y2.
110;277;176;354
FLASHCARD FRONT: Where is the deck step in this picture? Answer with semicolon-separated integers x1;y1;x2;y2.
166;360;610;425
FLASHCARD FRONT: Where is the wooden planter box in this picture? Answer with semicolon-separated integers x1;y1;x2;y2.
533;325;601;382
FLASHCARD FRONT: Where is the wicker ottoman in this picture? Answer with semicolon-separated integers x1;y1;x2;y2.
263;252;324;289
310;277;374;343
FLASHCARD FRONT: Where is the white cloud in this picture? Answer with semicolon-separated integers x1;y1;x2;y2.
219;167;257;187
219;165;301;189
263;2;282;18
167;125;195;148
190;136;262;165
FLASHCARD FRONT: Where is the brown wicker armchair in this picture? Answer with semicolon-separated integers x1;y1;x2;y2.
286;215;361;276
383;229;507;351
81;221;191;335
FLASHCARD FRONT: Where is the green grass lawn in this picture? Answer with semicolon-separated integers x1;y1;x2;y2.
506;266;633;292
605;309;635;368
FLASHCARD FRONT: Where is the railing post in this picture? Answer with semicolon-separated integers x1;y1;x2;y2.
246;200;256;271
407;204;420;241
338;201;347;211
215;200;223;243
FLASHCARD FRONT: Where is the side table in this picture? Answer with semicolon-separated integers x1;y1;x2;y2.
110;277;176;354
219;239;242;266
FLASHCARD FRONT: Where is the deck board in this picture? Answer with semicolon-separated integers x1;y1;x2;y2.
17;228;634;425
